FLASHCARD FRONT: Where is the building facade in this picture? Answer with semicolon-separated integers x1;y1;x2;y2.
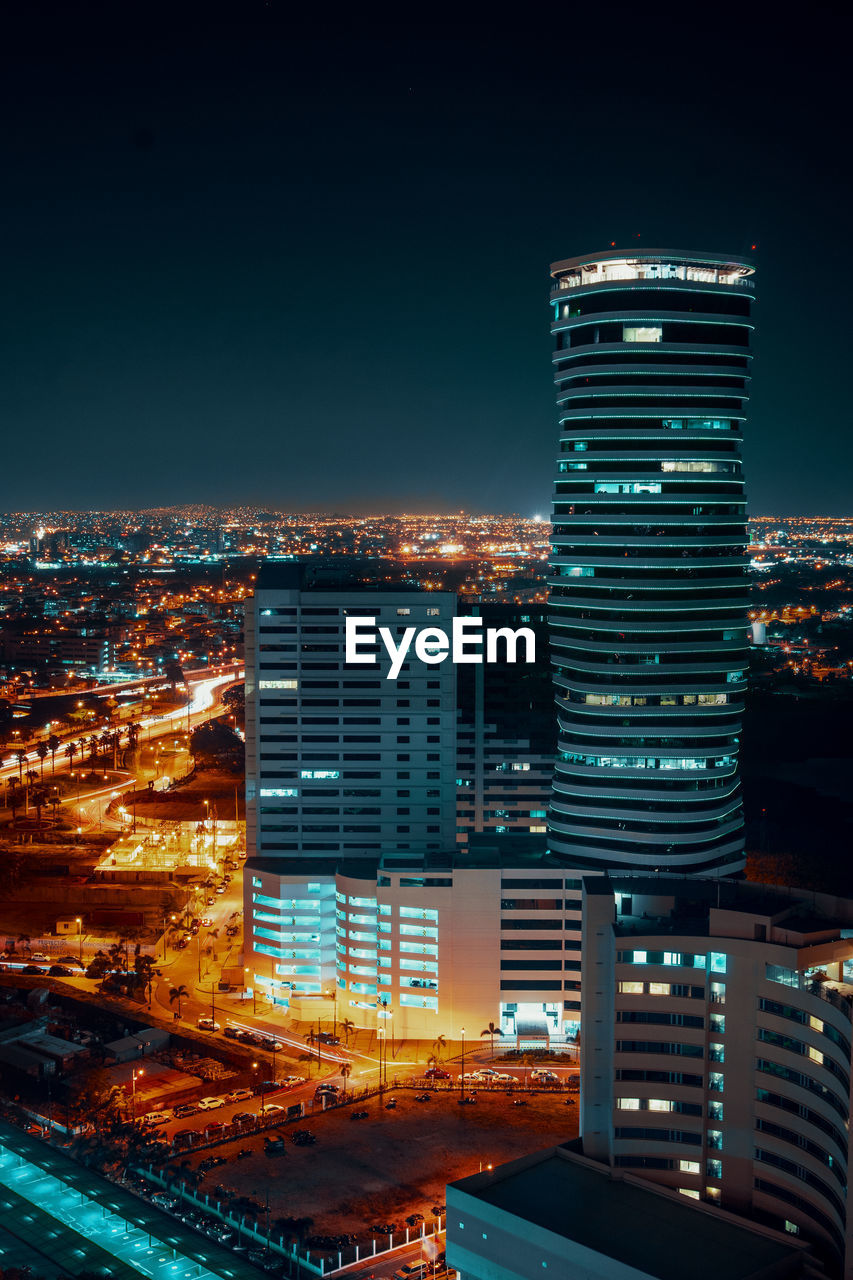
247;844;581;1039
456;603;554;848
244;564;458;867
547;250;755;876
581;875;853;1277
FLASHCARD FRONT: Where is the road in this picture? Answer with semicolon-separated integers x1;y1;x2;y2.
0;665;244;786
335;1240;448;1280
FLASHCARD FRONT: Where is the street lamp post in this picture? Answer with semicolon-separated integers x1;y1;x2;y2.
378;1027;386;1092
245;966;256;1014
76;917;82;964
131;1067;143;1121
460;1027;465;1102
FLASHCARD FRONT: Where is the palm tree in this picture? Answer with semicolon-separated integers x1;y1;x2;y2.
87;735;98;765
480;1021;504;1059
340;1062;352;1099
432;1034;447;1064
36;741;48;779
14;749;26;783
340;1017;356;1047
47;734;60;775
65;741;77;771
169;984;189;1017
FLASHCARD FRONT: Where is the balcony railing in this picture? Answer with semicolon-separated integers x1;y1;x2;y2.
554;270;754;291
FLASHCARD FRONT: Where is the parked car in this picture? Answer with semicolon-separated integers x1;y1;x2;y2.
282;1075;306;1087
226;1087;254;1103
530;1069;559;1084
205;897;215;907
49;965;74;976
232;1111;255;1125
204;1121;228;1137
394;1264;429;1280
142;1111;170;1126
196;1017;220;1032
224;1026;240;1039
150;1192;178;1209
215;885;226;895
258;1103;285;1116
201;916;213;926
22;965;46;974
197;1096;225;1110
173;1103;199;1118
30;952;49;961
314;1084;339;1097
424;1067;450;1079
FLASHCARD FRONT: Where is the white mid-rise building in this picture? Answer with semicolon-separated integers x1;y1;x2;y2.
581;875;853;1278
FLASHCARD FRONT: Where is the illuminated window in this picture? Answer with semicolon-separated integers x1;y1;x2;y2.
259;678;298;689
623;325;662;343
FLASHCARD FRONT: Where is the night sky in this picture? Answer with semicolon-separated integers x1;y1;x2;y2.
2;3;851;515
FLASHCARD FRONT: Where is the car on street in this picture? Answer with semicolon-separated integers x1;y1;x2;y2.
282;1075;306;1087
424;1067;451;1079
215;885;226;894
142;1111;170;1126
232;1111;255;1125
196;1017;220;1032
205;897;215;906
258;1103;285;1116
317;1031;340;1045
394;1263;429;1280
197;1096;225;1110
150;1192;178;1209
173;1103;199;1118
530;1069;559;1084
476;1069;514;1083
226;1087;254;1103
201;916;213;926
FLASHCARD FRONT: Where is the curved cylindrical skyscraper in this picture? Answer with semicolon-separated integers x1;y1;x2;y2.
547;250;755;875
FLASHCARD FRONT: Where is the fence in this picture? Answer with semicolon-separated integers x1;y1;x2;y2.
137;1162;445;1276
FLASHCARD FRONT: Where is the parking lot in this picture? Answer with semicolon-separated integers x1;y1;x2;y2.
164;1086;579;1238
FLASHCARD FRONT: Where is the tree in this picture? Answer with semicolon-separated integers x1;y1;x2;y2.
36;741;48;779
134;953;156;1005
46;733;60;774
64;741;77;772
340;1062;352;1099
169;984;189;1017
432;1034;447;1064
14;749;26;782
340;1017;356;1047
480;1021;504;1059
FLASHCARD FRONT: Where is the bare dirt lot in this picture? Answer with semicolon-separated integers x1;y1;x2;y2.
169;1088;579;1235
